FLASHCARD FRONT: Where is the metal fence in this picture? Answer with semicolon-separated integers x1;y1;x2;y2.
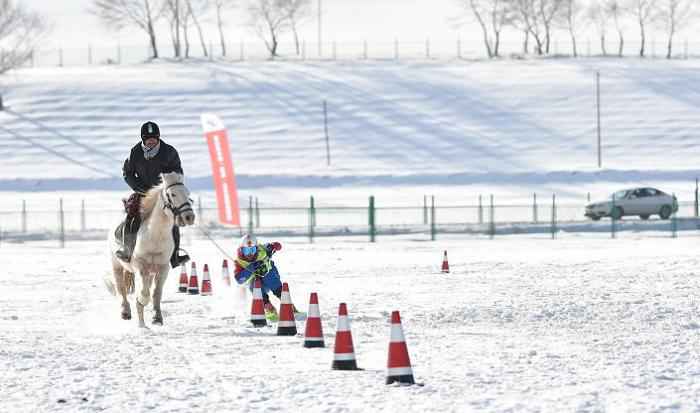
0;194;697;247
27;38;700;68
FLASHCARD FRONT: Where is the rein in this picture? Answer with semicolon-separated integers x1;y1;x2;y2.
161;182;194;217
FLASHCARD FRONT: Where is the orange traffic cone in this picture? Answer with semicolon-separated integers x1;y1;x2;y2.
178;264;188;293
200;264;212;296
441;251;449;273
250;278;267;327
332;303;359;370
386;311;415;385
188;262;200;295
303;292;324;348
221;259;231;287
277;282;297;336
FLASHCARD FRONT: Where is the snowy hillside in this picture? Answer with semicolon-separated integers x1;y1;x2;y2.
2;58;700;192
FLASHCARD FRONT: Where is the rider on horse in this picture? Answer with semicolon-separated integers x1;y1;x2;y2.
115;121;190;268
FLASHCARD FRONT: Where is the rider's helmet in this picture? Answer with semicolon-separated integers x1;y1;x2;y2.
141;121;160;141
238;233;258;260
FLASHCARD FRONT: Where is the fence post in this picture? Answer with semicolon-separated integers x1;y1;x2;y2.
430;195;436;241
247;196;254;236
457;37;461;59
240;41;245;61
88;44;92;65
551;194;557;239
59;198;65;248
59;48;64;67
117;42;122;64
302;40;306;60
332;41;337;60
423;195;428;225
425;37;430;59
671;192;678;238
209;41;214;61
368;195;376;242
478;195;483;225
21;200;27;233
533;193;538;223
489;194;495;239
255;197;260;228
363;40;368;60
684;39;689;59
694;178;698;217
80;200;86;232
197;196;203;222
587;38;591;57
611;194;616;239
309;195;315;243
587;192;591;203
394;38;399;60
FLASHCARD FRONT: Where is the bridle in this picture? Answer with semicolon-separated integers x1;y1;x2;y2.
161;182;194;218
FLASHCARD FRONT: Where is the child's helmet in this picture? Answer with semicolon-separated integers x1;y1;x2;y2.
238;233;258;259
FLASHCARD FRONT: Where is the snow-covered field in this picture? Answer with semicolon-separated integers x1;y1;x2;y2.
2;234;700;412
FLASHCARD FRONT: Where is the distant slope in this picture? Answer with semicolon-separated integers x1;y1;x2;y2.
2;59;700;189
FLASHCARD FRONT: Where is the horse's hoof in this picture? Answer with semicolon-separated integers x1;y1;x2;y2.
152;316;163;325
121;313;131;320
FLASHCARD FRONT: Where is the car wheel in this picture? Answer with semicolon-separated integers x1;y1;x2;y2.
639;214;650;220
611;206;624;220
591;216;601;221
659;205;672;220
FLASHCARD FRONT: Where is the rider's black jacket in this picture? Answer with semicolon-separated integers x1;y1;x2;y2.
122;140;183;193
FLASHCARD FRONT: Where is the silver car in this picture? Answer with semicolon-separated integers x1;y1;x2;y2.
585;187;678;221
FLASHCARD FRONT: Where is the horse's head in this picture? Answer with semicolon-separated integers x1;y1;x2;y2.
161;172;196;227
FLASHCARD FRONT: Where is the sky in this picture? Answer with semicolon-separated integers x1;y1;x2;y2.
23;0;467;50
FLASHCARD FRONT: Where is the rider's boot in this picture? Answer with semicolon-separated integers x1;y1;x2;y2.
116;218;138;262
170;225;190;268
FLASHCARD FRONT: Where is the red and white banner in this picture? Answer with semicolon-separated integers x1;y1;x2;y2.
200;114;241;226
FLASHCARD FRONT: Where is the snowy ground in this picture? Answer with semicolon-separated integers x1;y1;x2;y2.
2;234;700;412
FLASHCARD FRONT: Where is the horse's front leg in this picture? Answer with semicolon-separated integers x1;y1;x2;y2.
151;264;170;325
136;270;155;328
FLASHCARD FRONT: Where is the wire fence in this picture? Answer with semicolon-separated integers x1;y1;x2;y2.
0;193;698;247
27;37;700;68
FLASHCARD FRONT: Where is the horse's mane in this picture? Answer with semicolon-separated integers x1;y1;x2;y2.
140;172;184;220
140;184;161;220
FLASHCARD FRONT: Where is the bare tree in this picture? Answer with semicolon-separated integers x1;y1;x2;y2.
462;0;511;58
247;0;290;58
561;0;586;56
511;0;563;55
185;0;209;57
214;0;236;57
588;0;609;55
538;0;564;54
629;0;655;57
655;0;695;58
182;1;192;57
512;0;545;55
0;0;47;74
605;0;626;56
91;0;162;59
163;0;183;57
281;0;312;56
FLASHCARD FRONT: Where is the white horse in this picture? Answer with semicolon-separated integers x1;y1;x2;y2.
106;172;196;327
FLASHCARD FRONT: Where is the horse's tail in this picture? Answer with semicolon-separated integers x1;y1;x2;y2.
103;273;117;296
125;272;135;294
103;271;135;296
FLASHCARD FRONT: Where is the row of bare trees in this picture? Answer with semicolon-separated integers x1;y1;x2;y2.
463;0;697;59
0;0;48;74
90;0;313;59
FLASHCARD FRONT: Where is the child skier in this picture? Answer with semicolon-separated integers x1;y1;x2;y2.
234;233;290;321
